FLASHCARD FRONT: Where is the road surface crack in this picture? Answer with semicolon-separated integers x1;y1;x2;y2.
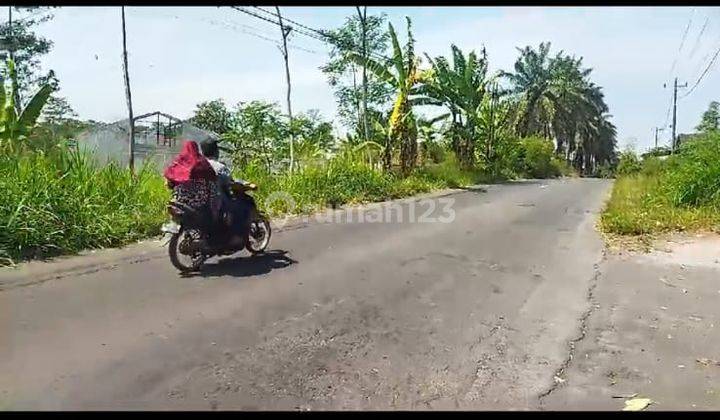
537;250;606;404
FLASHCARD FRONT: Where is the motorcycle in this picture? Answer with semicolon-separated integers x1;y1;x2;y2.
161;182;272;273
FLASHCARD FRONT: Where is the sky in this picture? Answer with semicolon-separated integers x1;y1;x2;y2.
17;6;720;153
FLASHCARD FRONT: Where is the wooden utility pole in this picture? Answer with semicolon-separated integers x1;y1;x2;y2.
275;6;294;173
356;6;370;142
121;6;135;173
670;77;687;153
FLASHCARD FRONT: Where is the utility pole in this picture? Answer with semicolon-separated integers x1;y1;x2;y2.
670;77;688;153
356;6;369;142
275;6;294;174
121;6;135;173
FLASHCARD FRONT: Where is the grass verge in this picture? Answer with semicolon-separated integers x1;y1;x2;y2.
600;134;720;240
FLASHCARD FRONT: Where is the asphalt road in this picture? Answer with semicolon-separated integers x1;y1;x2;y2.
2;178;615;410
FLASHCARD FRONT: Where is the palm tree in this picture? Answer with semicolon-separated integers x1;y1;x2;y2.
505;42;617;174
346;17;423;174
504;42;557;138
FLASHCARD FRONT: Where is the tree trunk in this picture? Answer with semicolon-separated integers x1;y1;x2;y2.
400;113;418;176
357;6;370;142
351;64;361;134
487;84;497;162
276;6;294;174
383;132;393;172
8;7;20;114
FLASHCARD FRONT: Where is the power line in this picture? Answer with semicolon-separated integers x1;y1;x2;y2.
678;8;696;53
680;42;720;99
668;9;695;80
130;7;322;55
232;6;390;64
252;6;392;63
206;16;321;54
231;6;321;41
688;15;710;59
662;9;696;131
251;6;327;40
688;31;720;81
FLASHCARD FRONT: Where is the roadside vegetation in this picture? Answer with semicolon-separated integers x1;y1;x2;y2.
601;104;720;237
1;8;619;265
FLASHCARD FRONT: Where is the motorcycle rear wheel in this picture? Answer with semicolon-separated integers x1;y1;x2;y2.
168;228;205;273
246;216;271;255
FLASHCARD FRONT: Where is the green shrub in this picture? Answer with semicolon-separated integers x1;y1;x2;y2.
551;155;576;177
601;174;719;235
594;162;614;179
639;155;668;177
517;136;561;178
615;150;642;176
422;141;447;164
660;135;720;207
602;132;720;236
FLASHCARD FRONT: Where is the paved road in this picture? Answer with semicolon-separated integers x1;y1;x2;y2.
544;235;720;411
1;179;613;410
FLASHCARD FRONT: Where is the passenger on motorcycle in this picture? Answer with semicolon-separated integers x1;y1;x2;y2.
163;140;217;224
199;139;254;245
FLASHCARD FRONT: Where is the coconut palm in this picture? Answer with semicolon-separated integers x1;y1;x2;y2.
505;42;617;173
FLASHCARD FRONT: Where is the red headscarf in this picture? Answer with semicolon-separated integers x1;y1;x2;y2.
164;140;217;184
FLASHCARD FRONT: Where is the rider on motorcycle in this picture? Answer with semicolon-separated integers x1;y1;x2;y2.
199;139;254;246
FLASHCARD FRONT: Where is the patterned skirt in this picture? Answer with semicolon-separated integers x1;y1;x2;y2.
172;179;216;213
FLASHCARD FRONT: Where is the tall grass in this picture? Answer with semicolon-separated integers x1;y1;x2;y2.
601;133;720;236
0;147;169;264
2;137;567;265
237;153;492;217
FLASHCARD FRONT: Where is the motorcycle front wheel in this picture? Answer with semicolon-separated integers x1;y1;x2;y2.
168;228;206;273
246;216;271;255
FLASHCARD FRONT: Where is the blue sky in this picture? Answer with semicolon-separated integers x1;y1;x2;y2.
22;6;720;152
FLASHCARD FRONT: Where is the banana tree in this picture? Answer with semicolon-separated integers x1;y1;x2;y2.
346;17;425;175
415;45;493;168
416;113;449;164
0;59;54;150
475;84;513;163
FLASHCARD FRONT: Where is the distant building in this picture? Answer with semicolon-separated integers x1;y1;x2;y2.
76;111;219;172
